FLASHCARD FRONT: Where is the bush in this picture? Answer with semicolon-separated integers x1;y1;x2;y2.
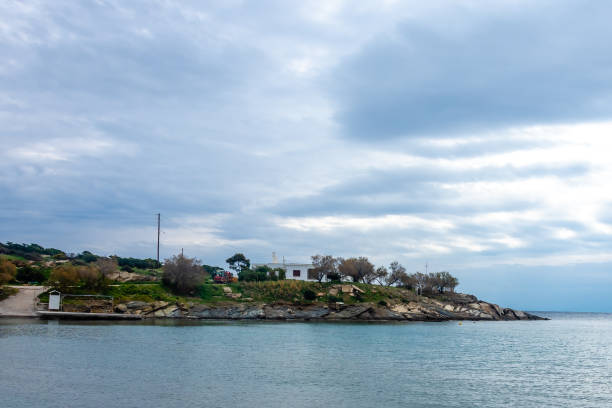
16;266;46;283
378;300;388;307
49;264;79;291
0;259;17;284
302;289;317;301
77;251;98;263
239;266;270;282
117;257;160;270
327;295;342;303
162;254;205;295
326;272;341;282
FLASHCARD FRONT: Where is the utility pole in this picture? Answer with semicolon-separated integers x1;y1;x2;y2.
156;213;160;266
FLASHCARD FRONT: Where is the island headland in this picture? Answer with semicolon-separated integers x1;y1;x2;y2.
0;242;546;321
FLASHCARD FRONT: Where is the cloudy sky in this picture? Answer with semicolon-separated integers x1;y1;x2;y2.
2;0;612;311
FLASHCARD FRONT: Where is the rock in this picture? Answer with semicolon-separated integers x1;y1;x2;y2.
391;304;410;314
154;309;166;318
328;288;339;296
166;308;183;318
264;305;293;319
360;307;405;320
513;310;528;320
114;304;128;313
341;285;353;294
188;304;265;319
443;304;454;312
351;285;365;294
126;301;149;310
293;306;329;319
316;292;325;297
153;301;169;309
326;305;371;319
222;286;232;294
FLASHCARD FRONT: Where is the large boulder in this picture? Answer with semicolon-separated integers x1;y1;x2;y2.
188;304;265;319
326;305;371;319
126;301;149;310
114;304;128;313
359;307;405;320
293;306;330;319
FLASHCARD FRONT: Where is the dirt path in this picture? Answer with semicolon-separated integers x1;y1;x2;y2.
0;286;46;317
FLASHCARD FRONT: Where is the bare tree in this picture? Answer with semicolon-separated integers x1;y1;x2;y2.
373;266;388;285
163;254;205;295
338;257;375;283
386;261;407;287
311;255;337;282
94;257;118;279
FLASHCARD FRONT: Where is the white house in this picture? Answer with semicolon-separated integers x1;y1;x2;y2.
252;253;326;282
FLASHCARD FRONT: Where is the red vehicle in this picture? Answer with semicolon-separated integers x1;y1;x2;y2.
212;270;234;284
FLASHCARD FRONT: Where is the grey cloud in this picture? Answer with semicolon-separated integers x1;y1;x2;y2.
330;2;612;139
271;162;588;217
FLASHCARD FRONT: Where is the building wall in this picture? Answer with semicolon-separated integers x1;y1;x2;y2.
252;262;325;282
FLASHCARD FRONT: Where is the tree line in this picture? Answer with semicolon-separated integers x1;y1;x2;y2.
310;255;458;294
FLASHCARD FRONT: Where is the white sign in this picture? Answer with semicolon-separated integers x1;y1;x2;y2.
49;293;61;310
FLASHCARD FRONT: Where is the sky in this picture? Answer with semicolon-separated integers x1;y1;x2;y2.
1;0;612;312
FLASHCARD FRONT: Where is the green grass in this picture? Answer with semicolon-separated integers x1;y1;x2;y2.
35;279;420;307
0;254;27;262
130;267;163;277
106;283;178;303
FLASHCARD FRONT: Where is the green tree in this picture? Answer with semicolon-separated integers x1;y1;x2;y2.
225;253;250;274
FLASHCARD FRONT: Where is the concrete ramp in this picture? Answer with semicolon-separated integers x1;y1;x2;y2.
0;286;46;317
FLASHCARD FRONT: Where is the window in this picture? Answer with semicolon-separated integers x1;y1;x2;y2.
293;270;301;277
307;268;317;280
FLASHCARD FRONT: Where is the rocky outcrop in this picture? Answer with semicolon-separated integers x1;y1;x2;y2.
111;296;546;321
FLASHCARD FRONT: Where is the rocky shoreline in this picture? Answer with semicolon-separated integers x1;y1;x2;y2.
109;293;546;321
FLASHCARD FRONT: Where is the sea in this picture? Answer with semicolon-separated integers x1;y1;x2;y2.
1;312;610;408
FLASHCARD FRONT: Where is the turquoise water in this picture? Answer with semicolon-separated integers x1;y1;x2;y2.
1;313;611;408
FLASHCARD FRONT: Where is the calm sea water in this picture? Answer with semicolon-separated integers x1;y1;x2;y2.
1;313;611;408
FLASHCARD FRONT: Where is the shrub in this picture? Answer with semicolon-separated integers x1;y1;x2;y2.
76;265;109;291
162;254;205;295
302;289;317;300
327;295;342;303
0;259;17;284
16;266;46;283
327;272;341;282
49;264;79;291
94;257;119;279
